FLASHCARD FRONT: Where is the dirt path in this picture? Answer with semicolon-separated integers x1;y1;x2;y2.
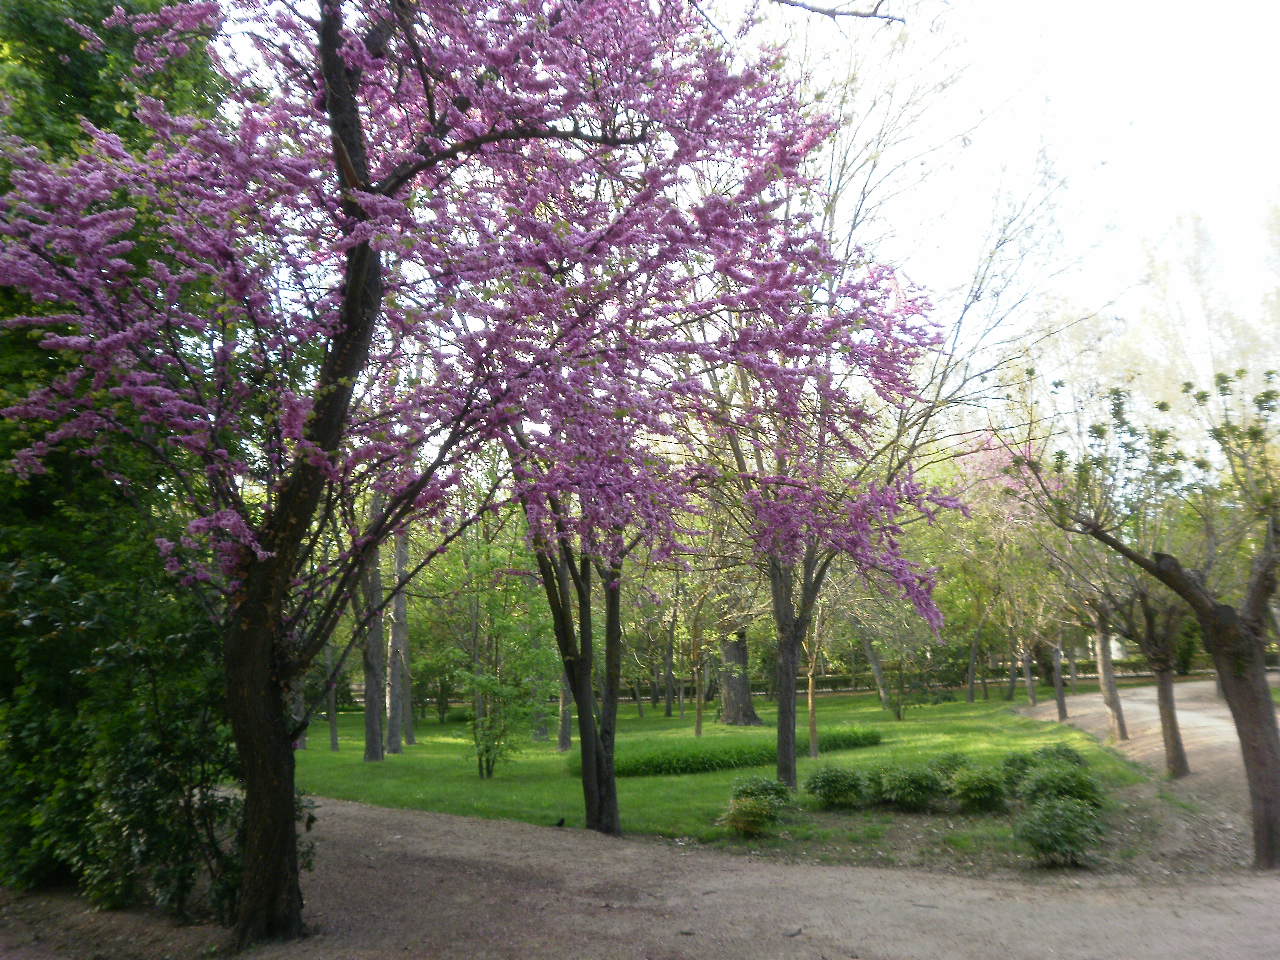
4;680;1280;960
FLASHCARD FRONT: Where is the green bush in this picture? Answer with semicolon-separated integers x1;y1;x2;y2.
445;706;474;724
926;751;971;781
1014;797;1104;866
1019;763;1104;809
569;725;880;778
1032;743;1087;768
949;766;1008;813
1001;752;1035;787
876;766;945;812
731;775;792;805
804;766;871;810
719;794;783;836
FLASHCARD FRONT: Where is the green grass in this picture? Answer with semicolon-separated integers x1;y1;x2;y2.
296;690;1140;842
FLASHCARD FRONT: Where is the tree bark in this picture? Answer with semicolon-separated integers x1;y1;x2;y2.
861;634;890;710
1021;646;1038;706
1094;610;1129;741
719;629;761;725
359;528;387;762
694;659;705;737
1052;644;1067;721
393;529;415;746
1154;666;1191;778
557;673;573;753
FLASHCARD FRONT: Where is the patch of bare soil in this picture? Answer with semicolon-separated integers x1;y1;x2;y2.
4;679;1280;960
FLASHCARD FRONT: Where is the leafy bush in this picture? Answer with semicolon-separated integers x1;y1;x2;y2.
1019;763;1104;809
445;706;474;724
1014;797;1104;866
1032;743;1087;768
570;725;880;778
1001;752;1035;787
875;766;945;812
949;766;1008;813
731;776;792;805
926;751;971;781
804;766;871;810
719;794;783;836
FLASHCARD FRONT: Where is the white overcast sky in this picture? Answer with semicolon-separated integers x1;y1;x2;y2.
765;0;1280;359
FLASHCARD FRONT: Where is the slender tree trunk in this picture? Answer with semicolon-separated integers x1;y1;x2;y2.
359;531;387;761
1094;614;1129;741
861;635;890;710
291;685;307;750
1052;645;1067;721
1153;666;1191;778
1004;651;1018;700
663;632;675;718
557;673;573;753
807;669;819;758
677;674;685;719
393;529;415;746
1067;645;1079;694
694;659;704;737
326;643;339;751
1021;646;1038;706
633;683;645;718
719;629;761;725
965;639;978;704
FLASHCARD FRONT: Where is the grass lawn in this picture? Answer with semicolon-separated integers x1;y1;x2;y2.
296;688;1141;849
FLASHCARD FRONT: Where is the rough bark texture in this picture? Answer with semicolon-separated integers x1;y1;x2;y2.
719;630;761;725
359;537;387;762
1154;666;1191;778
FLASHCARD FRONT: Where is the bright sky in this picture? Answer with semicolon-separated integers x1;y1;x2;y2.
770;0;1280;368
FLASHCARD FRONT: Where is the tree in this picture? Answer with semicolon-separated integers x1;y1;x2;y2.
1016;378;1280;866
1;0;883;942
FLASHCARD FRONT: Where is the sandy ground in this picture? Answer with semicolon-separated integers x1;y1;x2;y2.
4;679;1280;960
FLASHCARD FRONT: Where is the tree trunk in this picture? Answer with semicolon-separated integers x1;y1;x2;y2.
224;616;304;947
860;634;890;710
291;685;307;750
359;534;387;761
385;635;403;754
393;529;414;746
633;683;645;719
1067;645;1079;694
1004;651;1017;700
719;629;761;725
807;669;819;758
965;639;978;704
1095;614;1129;741
1202;613;1280;867
694;660;704;737
1021;646;1038;706
1154;666;1191;778
677;673;685;719
1052;645;1067;721
663;632;675;718
557;673;573;753
775;619;802;787
326;643;339;751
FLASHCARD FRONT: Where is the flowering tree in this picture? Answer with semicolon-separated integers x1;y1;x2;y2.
0;0;925;943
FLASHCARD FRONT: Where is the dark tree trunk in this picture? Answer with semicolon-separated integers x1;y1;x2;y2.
1052;645;1067;721
359;537;387;761
719;629;761;725
775;619;802;787
326;643;339;751
1154;666;1191;778
663;630;675;718
632;683;645;719
224;616;303;947
393;529;414;746
558;673;573;753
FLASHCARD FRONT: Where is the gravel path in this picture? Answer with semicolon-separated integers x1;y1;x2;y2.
4;679;1280;960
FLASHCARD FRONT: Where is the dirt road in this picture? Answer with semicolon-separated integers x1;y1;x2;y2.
4;679;1279;960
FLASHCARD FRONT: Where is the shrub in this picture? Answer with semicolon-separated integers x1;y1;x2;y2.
569;725;881;778
804;766;871;810
1032;743;1087;768
1019;763;1104;809
949;766;1008;813
444;706;474;724
926;751;971;781
1001;752;1035;788
731;776;792;806
719;794;783;836
1014;797;1104;866
875;766;945;812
